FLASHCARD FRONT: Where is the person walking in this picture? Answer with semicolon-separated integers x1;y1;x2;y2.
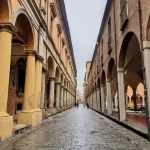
86;103;89;109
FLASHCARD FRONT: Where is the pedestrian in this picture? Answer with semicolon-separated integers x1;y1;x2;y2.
75;103;76;108
83;104;85;108
86;103;89;109
77;103;79;108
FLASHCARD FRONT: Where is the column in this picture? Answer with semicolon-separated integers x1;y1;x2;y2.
63;88;67;109
106;80;112;115
60;85;64;110
18;50;36;126
132;88;137;111
66;90;68;107
40;71;46;118
48;77;55;113
56;82;61;110
97;89;100;111
100;85;105;112
0;25;14;141
117;68;126;121
125;91;128;109
34;56;43;124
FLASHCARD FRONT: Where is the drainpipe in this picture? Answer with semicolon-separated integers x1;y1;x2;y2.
113;0;120;120
138;0;150;141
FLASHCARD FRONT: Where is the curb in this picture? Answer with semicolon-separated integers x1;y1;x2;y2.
91;108;148;140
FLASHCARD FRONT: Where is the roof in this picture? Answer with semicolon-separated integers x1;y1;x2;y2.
58;0;77;77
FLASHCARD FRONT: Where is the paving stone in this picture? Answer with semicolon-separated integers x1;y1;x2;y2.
2;105;150;150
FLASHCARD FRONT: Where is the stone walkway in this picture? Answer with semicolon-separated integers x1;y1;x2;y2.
2;105;150;150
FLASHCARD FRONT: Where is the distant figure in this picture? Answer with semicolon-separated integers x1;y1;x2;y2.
83;104;85;108
75;103;77;108
86;103;89;109
77;103;79;108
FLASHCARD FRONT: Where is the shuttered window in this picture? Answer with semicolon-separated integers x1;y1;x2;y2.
120;0;128;30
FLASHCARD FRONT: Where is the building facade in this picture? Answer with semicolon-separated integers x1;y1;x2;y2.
0;0;77;141
84;0;150;129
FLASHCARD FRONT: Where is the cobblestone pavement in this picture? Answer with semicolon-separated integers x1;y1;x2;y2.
2;105;150;150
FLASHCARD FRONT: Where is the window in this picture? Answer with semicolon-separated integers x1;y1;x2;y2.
120;0;128;30
108;17;112;54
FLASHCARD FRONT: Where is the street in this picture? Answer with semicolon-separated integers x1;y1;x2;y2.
2;105;150;150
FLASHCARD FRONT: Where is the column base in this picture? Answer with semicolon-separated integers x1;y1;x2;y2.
41;108;47;119
17;111;41;127
60;106;64;111
47;107;55;114
35;110;42;125
0;116;13;142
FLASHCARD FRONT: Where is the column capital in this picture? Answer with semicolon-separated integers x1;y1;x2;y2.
36;54;44;63
143;41;150;49
106;79;111;82
56;82;61;85
24;50;37;56
0;23;17;34
61;85;64;88
100;84;104;87
117;68;124;72
49;77;56;81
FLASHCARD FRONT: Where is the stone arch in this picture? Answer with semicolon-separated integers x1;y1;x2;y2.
147;15;150;41
55;67;60;82
0;0;12;22
100;70;106;86
107;58;116;80
48;56;54;76
13;11;34;50
118;31;142;88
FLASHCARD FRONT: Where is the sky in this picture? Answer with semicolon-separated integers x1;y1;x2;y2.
64;0;107;95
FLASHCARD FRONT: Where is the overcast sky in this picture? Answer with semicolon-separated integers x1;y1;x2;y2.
64;0;107;94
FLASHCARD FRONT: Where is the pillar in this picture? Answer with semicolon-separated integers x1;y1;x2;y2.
132;88;137;111
100;85;105;113
125;91;128;109
60;85;64;110
48;77;55;113
18;50;36;126
63;88;67;109
40;70;46;118
106;80;112;115
34;56;43;124
56;82;61;110
97;89;100;111
0;25;14;141
117;68;126;121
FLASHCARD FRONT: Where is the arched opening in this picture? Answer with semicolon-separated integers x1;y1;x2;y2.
97;77;101;111
118;32;146;126
14;13;34;50
101;70;107;111
107;58;118;117
0;0;10;22
7;12;35;121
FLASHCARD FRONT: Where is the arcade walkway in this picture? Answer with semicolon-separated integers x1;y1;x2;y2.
1;105;150;150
